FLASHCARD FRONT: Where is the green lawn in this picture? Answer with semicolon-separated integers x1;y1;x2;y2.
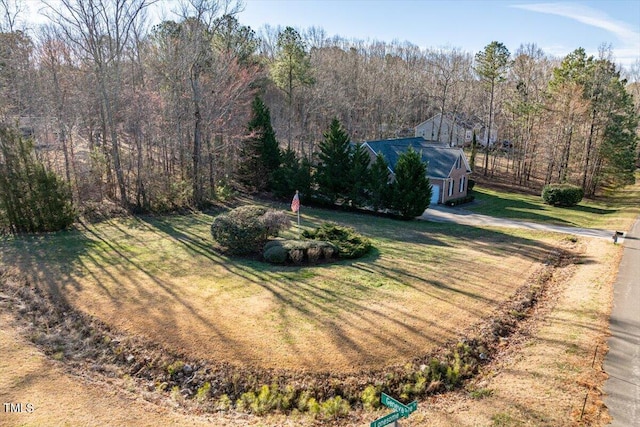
467;175;640;230
0;202;569;373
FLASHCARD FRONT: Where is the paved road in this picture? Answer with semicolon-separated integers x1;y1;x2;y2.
420;206;638;425
604;218;640;427
419;205;618;241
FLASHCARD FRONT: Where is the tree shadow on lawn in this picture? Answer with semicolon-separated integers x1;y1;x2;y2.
0;221;254;358
0;212;590;372
0;229;97;301
470;190;618;226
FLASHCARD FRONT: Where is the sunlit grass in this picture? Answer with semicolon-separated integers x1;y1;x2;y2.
469;174;640;230
0;203;567;372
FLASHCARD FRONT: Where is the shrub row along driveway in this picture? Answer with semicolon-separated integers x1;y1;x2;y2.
420;205;618;241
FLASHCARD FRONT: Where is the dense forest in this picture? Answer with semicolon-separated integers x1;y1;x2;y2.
0;0;638;224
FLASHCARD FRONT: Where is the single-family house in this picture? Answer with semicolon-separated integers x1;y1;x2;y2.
361;136;472;205
414;113;497;147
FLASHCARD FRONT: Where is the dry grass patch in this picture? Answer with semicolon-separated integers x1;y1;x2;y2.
0;208;565;374
399;237;618;426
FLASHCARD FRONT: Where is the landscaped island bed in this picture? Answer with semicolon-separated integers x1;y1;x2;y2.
2;205;563;373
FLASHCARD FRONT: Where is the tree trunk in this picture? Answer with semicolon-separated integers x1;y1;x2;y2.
484;79;495;176
190;66;203;207
581;108;597;190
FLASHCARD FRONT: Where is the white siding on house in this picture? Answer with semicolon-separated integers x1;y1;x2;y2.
415;113;467;147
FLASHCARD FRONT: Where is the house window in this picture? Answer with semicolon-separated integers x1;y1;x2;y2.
459;176;465;193
455;156;461;169
448;179;454;197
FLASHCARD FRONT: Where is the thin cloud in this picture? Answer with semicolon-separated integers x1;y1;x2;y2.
512;2;639;43
512;2;640;65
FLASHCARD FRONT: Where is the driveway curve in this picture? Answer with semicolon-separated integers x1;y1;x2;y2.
420;205;638;425
419;205;618;240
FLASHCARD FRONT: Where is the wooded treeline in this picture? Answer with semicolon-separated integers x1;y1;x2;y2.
0;0;638;218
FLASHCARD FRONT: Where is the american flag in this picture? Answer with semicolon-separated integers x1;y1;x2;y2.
291;191;300;213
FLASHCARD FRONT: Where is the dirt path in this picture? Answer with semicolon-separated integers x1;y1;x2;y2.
603;217;640;426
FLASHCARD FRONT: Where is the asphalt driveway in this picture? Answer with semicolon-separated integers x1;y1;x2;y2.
419;205;618;240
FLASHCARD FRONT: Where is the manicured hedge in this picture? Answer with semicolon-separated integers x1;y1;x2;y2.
541;184;584;207
446;195;475;207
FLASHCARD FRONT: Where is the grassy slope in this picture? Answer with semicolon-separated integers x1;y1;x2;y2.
1;205;562;373
1;174;638;426
468;173;640;230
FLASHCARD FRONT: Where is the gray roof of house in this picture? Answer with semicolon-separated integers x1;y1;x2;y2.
362;137;470;179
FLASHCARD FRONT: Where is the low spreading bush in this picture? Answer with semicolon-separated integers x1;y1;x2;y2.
302;223;372;259
467;179;476;191
446;195;475;207
541;184;584;207
262;239;337;264
211;205;290;255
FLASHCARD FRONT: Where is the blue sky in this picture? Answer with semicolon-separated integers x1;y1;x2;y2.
22;0;640;68
234;0;640;68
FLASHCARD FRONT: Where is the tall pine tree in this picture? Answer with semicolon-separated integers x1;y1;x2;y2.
316;118;352;204
238;96;281;191
390;147;432;218
347;143;371;208
474;41;510;176
0;125;75;233
271;148;312;201
367;152;392;211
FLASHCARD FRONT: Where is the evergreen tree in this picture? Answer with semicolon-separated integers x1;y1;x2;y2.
347;143;371;207
238;96;280;191
0;125;75;233
599;91;638;188
547;48;638;194
271;148;312;201
390;147;432;218
469;130;478;172
367;152;392;211
316;118;352;204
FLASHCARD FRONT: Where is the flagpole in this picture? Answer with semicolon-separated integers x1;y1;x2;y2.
292;190;301;227
296;190;300;226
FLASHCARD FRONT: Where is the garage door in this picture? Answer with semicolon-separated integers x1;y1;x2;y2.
430;184;440;205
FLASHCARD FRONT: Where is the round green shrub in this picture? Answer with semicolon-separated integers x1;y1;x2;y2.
302;223;372;259
541;184;584;207
264;245;288;264
211;205;290;255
